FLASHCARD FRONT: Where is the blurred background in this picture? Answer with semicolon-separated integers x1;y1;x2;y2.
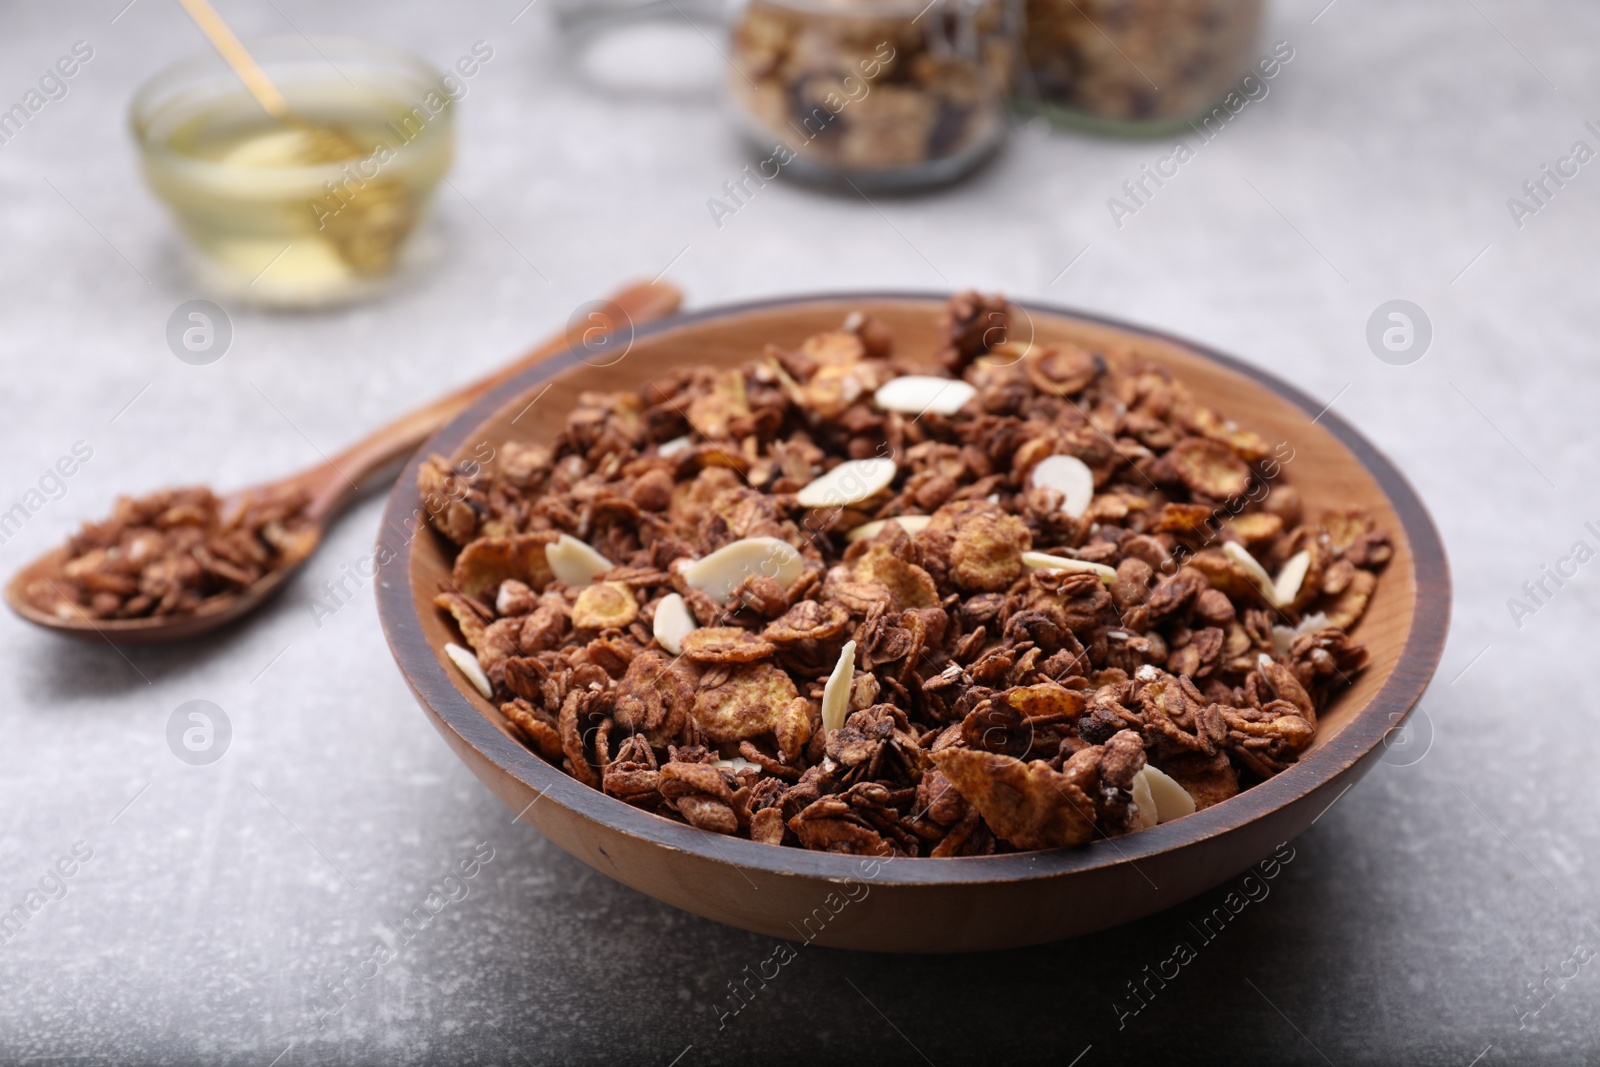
1;0;1597;1063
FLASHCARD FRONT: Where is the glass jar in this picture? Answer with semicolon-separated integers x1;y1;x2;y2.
131;37;454;307
1021;0;1265;135
554;0;727;102
728;0;1019;189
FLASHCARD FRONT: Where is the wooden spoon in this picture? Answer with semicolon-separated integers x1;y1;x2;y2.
4;280;682;643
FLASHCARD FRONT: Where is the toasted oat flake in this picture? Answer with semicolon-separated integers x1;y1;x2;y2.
1273;549;1313;608
821;639;856;734
845;515;933;543
794;458;896;508
682;626;776;662
930;747;1098;849
1029;454;1095;518
873;375;977;416
453;533;554;600
1227;512;1283;545
1021;550;1117;584
572;582;638;630
652;592;697;655
681;536;804;603
692;663;797;742
444;642;493;699
1167;437;1252;499
546;534;613;587
1323;569;1376;630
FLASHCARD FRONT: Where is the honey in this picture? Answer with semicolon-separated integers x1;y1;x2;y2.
132;40;453;305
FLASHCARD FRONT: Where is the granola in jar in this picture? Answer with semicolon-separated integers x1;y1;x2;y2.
423;293;1389;857
728;0;1018;187
1022;0;1264;131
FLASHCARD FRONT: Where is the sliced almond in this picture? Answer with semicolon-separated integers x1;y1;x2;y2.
794;458;896;509
821;639;856;734
1299;609;1330;633
545;534;613;587
652;592;697;655
1272;549;1312;608
1131;768;1159;829
1029;454;1095;518
444;642;492;699
872;375;976;416
495;580;530;617
1271;611;1330;656
681;536;804;603
712;756;762;773
844;515;933;543
1142;764;1196;823
1021;550;1117;584
1222;541;1277;604
658;435;693;456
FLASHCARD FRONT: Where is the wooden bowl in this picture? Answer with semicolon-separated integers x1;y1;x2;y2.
375;294;1450;953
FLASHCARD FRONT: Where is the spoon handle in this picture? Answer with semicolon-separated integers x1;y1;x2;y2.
296;280;683;521
176;0;295;121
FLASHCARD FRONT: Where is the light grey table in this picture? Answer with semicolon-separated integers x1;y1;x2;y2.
2;0;1597;1063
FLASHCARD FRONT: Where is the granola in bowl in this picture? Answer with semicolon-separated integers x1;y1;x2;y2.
420;292;1389;858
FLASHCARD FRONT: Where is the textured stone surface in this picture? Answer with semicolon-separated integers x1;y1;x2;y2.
1;0;1598;1063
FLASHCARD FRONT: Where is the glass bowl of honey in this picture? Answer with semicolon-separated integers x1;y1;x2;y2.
131;37;455;307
